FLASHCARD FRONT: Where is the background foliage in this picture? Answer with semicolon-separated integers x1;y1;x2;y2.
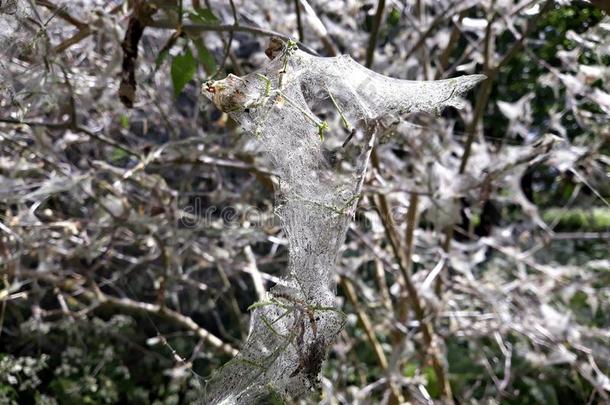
0;0;608;404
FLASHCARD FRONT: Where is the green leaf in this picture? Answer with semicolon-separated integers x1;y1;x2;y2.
119;114;129;130
403;362;418;377
388;8;401;26
193;38;217;75
171;47;197;97
189;8;219;24
110;147;128;162
155;47;171;70
155;34;179;71
424;366;440;399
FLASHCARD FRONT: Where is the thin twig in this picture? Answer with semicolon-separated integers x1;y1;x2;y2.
365;0;385;68
404;2;456;63
340;276;404;402
370;154;453;402
0;118;141;159
211;0;238;79
298;0;338;56
53;26;92;54
35;0;87;29
8;268;238;356
294;0;304;42
459;0;553;173
147;20;319;55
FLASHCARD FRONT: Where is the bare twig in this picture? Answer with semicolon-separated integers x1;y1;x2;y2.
340;276;404;402
209;0;238;79
459;0;553;173
147;20;319;55
35;0;87;29
294;0;304;41
298;0;338;56
0;118;141;158
53;26;92;54
365;0;386;68
370;155;454;402
8;268;238;356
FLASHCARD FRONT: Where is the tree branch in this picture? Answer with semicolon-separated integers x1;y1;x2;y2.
147;20;319;55
0;118;141;159
8;268;238;356
459;0;554;173
365;0;385;68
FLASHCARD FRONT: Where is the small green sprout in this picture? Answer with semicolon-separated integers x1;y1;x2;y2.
276;90;328;141
278;39;299;88
317;121;329;140
327;88;352;131
256;73;272;97
285;39;298;53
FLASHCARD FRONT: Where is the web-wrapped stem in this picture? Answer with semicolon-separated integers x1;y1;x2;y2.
201;41;483;404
